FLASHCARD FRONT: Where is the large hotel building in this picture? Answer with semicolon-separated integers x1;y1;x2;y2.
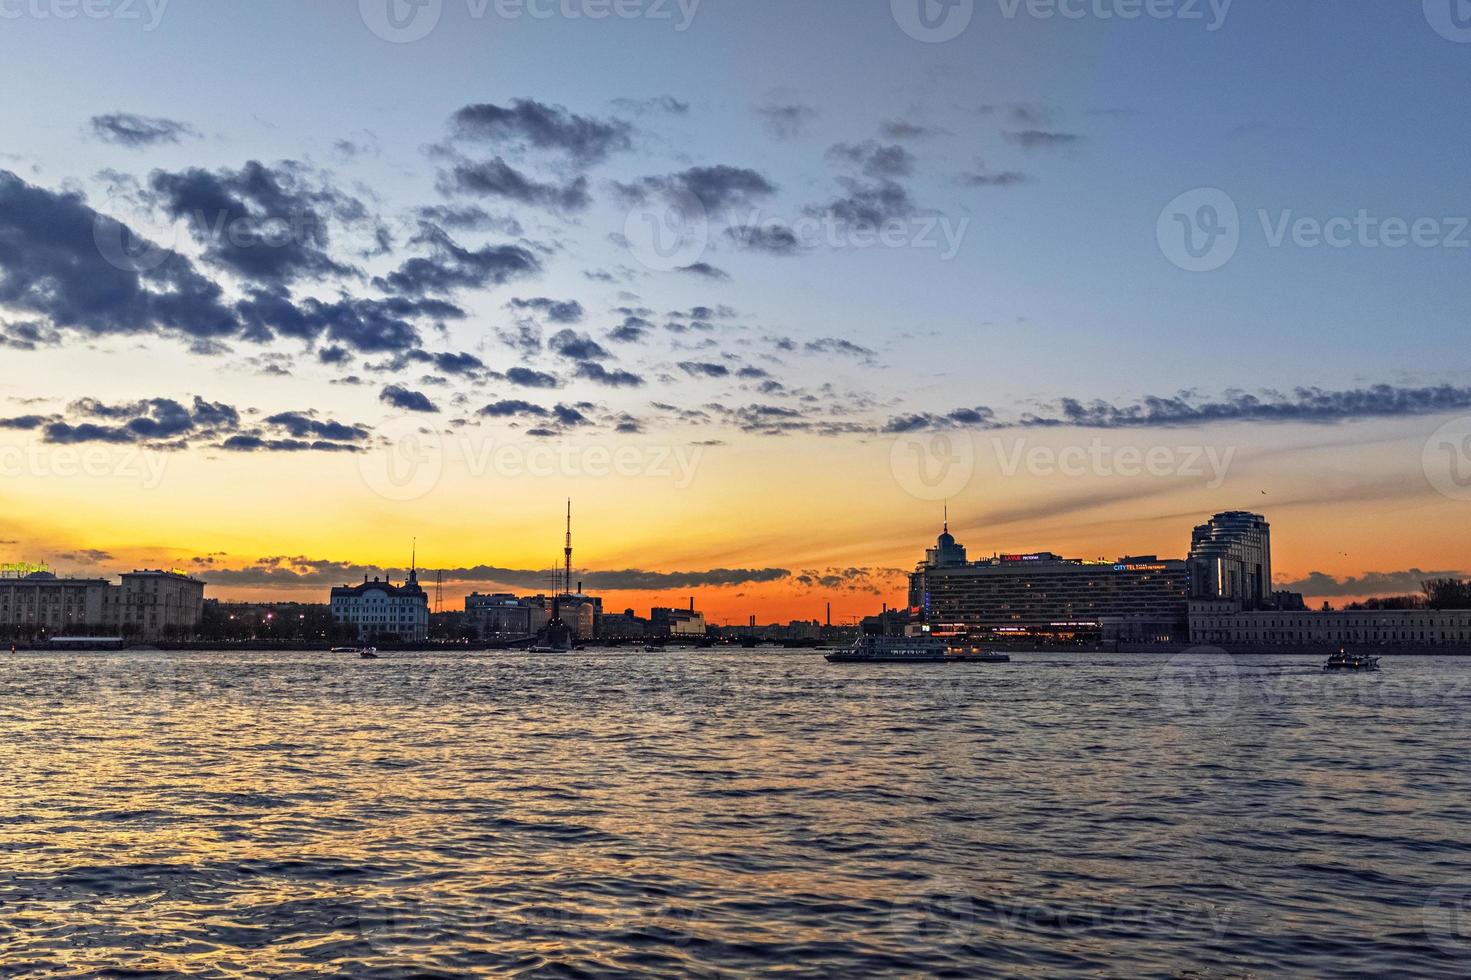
907;519;1192;642
906;511;1287;644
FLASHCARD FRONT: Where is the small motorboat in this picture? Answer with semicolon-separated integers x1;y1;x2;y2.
358;647;380;659
1325;648;1380;672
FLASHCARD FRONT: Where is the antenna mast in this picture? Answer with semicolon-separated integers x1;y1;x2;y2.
563;499;573;597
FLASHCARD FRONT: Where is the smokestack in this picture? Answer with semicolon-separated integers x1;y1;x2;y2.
826;602;831;627
689;596;695;613
578;580;582;595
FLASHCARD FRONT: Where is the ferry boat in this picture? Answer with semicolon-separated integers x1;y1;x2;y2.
825;634;1011;664
1324;648;1381;672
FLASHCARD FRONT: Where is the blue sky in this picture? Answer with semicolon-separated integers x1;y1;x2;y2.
0;0;1468;611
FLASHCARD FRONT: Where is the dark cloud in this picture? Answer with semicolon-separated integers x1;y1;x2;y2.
450;99;633;166
89;112;199;148
198;555;790;592
807;177;915;226
18;397;364;453
1004;130;1083;150
611;96;690;116
961;164;1029;187
883;384;1471;433
1022;385;1471;429
261;411;369;443
380;385;440;413
504;367;561;389
678;361;730;379
1278;569;1464;598
414;204;524;236
827;141;916;179
317;345;352;366
0;170;242;346
441;157;592;213
480;399;550;419
374;224;539;297
879;120;946;141
575;362;645;387
756;103;817;140
725;223;803;256
615;165;777;212
146;160;365;287
548;329;611;362
508;296;585;323
608;315;654;343
806;337;876;358
678;262;730;280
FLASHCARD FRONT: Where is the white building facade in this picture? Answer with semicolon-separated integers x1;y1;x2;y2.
330;572;429;642
1190;600;1471;648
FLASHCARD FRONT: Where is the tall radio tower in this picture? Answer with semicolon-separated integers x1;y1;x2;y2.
563;498;574;596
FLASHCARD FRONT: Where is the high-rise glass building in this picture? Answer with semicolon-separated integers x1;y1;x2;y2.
1189;512;1272;608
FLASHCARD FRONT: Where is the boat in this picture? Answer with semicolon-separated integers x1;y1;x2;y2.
358;647;379;659
1325;648;1381;672
825;634;1011;664
330;646;357;653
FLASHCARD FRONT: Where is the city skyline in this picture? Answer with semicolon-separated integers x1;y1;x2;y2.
2;3;1469;623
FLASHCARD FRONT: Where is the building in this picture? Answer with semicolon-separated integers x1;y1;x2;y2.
1;564;205;641
599;609;649;640
1189;512;1272;609
103;570;207;640
330;571;429;642
650;604;707;638
0;567;110;636
908;522;1191;642
465;593;550;640
1189;600;1471;649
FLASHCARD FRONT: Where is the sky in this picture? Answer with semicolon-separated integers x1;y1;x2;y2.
1;0;1469;623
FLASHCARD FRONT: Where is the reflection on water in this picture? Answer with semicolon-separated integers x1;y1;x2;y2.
1;650;1468;976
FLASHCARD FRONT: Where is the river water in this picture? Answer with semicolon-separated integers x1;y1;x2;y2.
1;649;1467;977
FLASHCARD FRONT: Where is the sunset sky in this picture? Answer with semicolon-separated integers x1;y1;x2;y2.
1;1;1468;623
